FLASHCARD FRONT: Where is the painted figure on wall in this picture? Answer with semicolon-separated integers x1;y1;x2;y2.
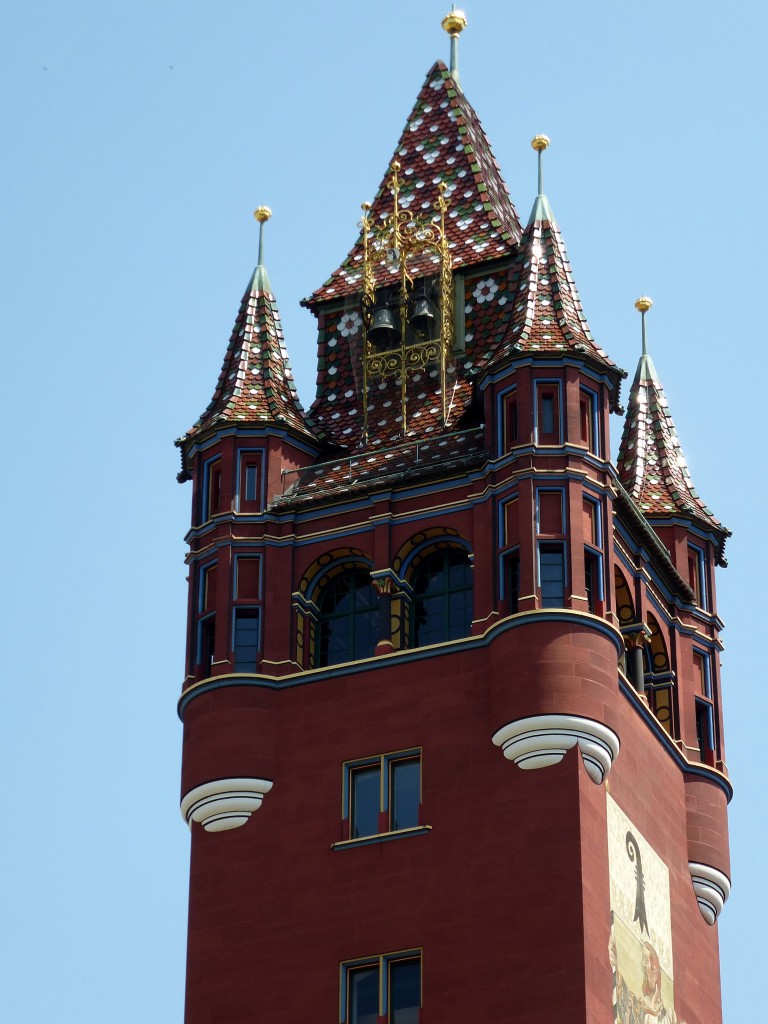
607;797;686;1024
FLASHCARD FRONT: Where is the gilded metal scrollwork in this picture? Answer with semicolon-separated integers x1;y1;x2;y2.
361;165;454;438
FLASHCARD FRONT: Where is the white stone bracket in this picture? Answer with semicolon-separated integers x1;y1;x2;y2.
180;777;274;833
689;861;731;925
492;714;620;784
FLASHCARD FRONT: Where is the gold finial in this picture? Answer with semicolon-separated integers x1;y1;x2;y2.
442;8;467;35
531;136;550;196
635;296;652;356
442;8;467;90
253;205;272;265
361;201;372;211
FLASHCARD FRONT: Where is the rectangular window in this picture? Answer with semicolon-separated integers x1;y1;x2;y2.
233;609;260;672
235;555;261;600
579;387;599;455
584;550;599;613
537;489;564;535
507;398;518;448
692;650;712;698
507;550;520;614
695;699;715;764
535;382;561;444
345;751;421;840
198;615;216;676
539;544;565;608
687;545;707;608
200;456;222;522
238;450;264;511
342;953;421;1024
198;562;217;614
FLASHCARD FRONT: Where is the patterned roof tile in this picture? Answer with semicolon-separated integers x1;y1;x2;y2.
479;195;624;402
617;351;728;558
307;62;521;305
184;265;316;443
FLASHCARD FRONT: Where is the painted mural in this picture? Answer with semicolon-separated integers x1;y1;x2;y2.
607;796;687;1024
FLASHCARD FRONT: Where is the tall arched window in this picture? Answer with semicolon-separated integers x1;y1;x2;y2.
411;549;473;648
317;570;379;667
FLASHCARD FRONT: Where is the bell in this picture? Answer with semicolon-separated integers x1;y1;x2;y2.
369;306;400;349
410;296;437;338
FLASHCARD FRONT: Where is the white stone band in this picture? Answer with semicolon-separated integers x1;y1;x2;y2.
689;861;731;925
492;714;620;784
180;777;274;833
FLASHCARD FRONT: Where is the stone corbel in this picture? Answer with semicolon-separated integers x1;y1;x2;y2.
492;714;620;784
180;777;274;833
689;861;731;925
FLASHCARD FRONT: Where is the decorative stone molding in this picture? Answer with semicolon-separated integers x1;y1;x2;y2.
492;714;620;784
689;862;731;925
180;777;273;833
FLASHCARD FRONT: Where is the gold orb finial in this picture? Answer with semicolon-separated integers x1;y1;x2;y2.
254;205;272;223
531;134;550;153
442;9;467;36
635;296;653;313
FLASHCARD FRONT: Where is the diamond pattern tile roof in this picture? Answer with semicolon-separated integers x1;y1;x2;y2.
479;194;624;403
271;427;487;510
184;265;316;444
307;61;522;305
617;351;728;557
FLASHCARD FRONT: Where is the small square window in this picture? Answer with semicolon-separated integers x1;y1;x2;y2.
342;953;421;1024
344;751;421;840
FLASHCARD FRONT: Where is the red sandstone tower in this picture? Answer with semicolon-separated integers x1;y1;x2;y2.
176;14;731;1023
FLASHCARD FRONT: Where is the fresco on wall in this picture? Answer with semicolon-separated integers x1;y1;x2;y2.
607;796;686;1024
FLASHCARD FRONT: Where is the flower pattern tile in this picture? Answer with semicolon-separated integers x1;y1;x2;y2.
306;62;521;306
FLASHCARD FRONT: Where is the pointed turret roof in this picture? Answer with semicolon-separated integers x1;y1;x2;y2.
182;261;315;445
307;61;522;305
617;338;728;560
480;174;624;404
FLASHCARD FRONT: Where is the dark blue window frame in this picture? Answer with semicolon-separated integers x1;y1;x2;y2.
410;549;473;647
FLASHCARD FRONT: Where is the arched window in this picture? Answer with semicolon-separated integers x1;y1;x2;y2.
644;613;675;737
411;549;473;648
317;570;379;667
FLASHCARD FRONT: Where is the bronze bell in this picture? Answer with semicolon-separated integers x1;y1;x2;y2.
410;297;437;338
410;284;437;338
369;306;400;349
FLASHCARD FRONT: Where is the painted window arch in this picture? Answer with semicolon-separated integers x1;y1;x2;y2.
614;567;636;627
316;568;379;667
644;612;676;737
409;546;473;648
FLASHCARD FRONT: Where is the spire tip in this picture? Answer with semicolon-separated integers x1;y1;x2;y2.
635;296;653;313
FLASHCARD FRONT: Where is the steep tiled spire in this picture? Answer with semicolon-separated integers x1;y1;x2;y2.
307;61;521;305
617;299;727;557
184;213;315;444
482;136;623;403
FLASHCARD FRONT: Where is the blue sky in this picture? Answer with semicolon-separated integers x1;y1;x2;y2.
1;2;763;1019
